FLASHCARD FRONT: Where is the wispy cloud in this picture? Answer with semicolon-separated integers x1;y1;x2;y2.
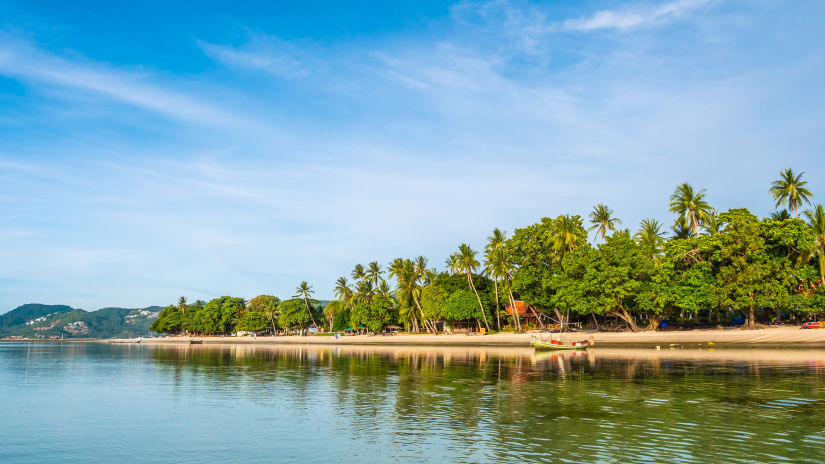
1;0;823;311
199;38;314;79
0;36;254;128
562;0;712;32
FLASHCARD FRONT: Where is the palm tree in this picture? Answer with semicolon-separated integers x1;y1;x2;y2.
672;222;691;239
484;228;509;330
551;215;587;255
394;258;434;333
669;183;712;236
588;204;622;242
376;279;393;299
456;243;490;331
334;277;354;310
367;261;382;290
770;168;813;218
804;204;825;283
770;210;791;221
294;281;317;327
177;296;187;315
413;256;433;284
701;210;724;236
445;254;461;276
635;219;666;259
351;264;366;283
387;258;405;280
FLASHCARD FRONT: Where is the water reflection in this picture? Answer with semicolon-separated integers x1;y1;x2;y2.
1;343;824;464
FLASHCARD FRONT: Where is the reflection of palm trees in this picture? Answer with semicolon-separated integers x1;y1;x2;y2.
770;168;813;218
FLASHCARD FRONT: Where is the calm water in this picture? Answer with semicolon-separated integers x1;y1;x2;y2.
1;343;824;464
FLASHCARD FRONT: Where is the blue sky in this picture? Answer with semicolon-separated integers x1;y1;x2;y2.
1;0;824;312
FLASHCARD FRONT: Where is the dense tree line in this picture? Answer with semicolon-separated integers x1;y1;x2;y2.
153;169;825;335
151;289;324;336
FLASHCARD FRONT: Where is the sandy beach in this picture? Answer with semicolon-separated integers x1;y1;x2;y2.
112;325;825;347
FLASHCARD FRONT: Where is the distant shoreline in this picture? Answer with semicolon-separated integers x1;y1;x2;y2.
90;326;825;347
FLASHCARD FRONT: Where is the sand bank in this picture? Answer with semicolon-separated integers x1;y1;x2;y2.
112;325;825;347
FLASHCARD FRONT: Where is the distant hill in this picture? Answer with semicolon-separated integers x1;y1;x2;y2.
0;304;162;339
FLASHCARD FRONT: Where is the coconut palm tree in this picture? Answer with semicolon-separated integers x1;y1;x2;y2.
770;210;791;221
701;210;724;236
376;279;393;299
672;222;691;240
804;204;825;283
635;219;666;259
588;204;622;242
177;296;187;315
669;183;712;236
351;264;366;283
334;277;354;310
456;243;490;331
394;258;433;333
294;281;317;326
367;261;382;290
413;255;433;284
770;168;813;218
387;258;405;280
484;228;509;330
445;254;461;276
551;215;587;255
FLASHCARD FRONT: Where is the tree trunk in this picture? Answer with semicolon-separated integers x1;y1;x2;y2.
590;313;600;330
507;288;521;332
528;305;544;329
646;315;662;331
467;272;490;331
412;292;435;334
493;278;501;331
818;251;825;284
748;305;755;328
609;305;640;332
303;297;317;326
553;307;565;331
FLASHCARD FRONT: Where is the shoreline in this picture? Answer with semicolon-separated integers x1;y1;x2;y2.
96;326;825;347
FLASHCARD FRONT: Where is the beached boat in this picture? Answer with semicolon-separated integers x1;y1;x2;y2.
110;338;141;344
188;339;203;344
530;331;591;351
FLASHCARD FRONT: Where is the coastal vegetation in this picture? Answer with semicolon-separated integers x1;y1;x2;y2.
150;169;825;335
0;304;161;339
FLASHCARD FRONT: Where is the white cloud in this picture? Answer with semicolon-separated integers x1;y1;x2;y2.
562;0;712;31
199;39;312;79
0;37;256;129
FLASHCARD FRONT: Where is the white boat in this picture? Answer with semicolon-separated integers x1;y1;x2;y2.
530;331;591;351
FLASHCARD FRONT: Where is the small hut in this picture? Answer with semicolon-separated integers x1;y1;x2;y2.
503;300;544;328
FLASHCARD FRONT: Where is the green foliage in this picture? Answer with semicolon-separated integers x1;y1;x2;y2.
420;284;448;321
278;299;311;330
443;289;481;322
350;295;396;333
236;311;269;332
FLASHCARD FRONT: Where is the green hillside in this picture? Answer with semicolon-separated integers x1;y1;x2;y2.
0;304;162;339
